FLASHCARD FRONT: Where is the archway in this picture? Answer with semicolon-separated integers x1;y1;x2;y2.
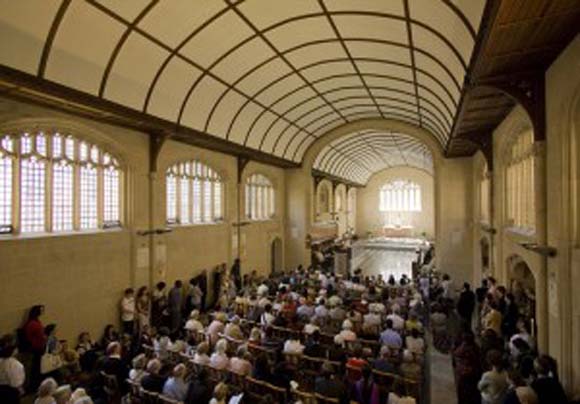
270;237;283;275
508;255;537;335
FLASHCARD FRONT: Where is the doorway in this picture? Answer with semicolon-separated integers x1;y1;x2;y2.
271;237;283;274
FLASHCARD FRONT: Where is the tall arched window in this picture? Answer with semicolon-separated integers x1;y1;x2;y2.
506;130;535;231
245;173;274;221
0;131;123;234
379;180;422;212
166;160;223;225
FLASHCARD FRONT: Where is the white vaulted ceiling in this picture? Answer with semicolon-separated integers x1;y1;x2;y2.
0;0;485;171
313;131;433;184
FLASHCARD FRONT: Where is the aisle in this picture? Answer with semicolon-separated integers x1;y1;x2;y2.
351;244;416;280
429;344;457;404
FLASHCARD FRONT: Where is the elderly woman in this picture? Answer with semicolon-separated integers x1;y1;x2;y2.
153;327;172;361
162;364;189;402
140;359;166;393
224;316;244;341
210;339;229;370
184;310;204;335
193;342;210;366
34;378;58;404
207;313;226;346
129;354;147;383
229;346;253;376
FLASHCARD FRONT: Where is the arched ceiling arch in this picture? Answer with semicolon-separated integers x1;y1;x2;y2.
0;0;486;163
313;130;433;184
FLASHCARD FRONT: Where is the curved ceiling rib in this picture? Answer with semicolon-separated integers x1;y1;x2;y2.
313;131;433;184
0;0;486;163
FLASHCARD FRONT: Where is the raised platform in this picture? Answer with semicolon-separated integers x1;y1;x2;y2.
356;236;428;251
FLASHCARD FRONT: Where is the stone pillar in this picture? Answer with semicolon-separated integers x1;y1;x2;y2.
533;140;549;352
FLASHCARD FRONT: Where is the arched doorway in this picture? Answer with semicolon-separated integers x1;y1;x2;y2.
508;255;536;334
271;237;283;275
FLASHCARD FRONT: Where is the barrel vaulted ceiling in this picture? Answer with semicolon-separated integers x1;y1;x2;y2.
313;130;433;184
0;0;485;177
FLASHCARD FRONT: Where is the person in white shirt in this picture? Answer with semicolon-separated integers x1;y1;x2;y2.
303;317;321;335
120;288;135;335
257;283;269;298
260;305;275;327
334;320;357;346
386;309;405;331
209;339;229;370
184;310;204;335
283;338;305;355
314;299;329;321
0;334;25;402
153;328;173;361
363;308;382;335
128;353;148;383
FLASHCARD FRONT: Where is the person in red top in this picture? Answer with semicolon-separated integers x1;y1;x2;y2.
23;305;46;390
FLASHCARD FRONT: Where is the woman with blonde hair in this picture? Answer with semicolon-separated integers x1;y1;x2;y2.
162;363;189;402
209;382;228;404
210;339;230;370
34;378;57;404
193;342;210;366
128;353;147;383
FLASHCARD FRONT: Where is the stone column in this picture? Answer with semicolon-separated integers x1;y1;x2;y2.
533;140;549;352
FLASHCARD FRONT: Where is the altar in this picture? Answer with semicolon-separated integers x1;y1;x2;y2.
382;225;413;237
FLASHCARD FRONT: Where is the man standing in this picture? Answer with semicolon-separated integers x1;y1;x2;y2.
457;282;476;332
168;281;183;334
231;259;241;291
197;270;208;311
120;288;135;335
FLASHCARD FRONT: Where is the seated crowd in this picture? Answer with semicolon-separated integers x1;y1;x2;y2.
1;265;429;404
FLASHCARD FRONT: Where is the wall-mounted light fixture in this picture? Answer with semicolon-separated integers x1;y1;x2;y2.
136;228;173;236
519;242;557;257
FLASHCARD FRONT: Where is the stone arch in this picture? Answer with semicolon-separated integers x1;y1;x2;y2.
507;254;537;329
316;180;332;216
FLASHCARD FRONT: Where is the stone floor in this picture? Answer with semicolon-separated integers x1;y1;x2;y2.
430;344;457;404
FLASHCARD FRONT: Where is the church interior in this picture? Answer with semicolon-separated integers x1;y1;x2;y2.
0;1;579;403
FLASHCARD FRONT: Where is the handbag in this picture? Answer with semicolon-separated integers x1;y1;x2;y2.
40;341;63;374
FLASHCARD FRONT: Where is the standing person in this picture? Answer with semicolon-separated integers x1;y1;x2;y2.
23;305;46;390
120;289;135;335
136;287;150;335
478;350;509;404
197;270;208;312
0;334;26;404
457;283;476;332
231;258;241;291
452;332;482;404
151;282;168;329
531;355;568;404
169;281;183;335
501;293;519;339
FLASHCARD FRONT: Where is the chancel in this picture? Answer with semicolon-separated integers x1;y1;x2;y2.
0;1;579;404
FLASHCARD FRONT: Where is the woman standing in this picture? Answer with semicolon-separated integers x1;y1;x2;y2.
136;286;151;335
452;332;482;404
23;305;46;390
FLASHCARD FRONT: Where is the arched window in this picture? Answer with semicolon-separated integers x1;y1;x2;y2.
166;160;223;225
0;131;122;234
506;130;535;231
379;180;421;212
245;173;274;221
335;189;343;212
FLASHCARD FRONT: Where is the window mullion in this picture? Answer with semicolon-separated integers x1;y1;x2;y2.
12;145;20;234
